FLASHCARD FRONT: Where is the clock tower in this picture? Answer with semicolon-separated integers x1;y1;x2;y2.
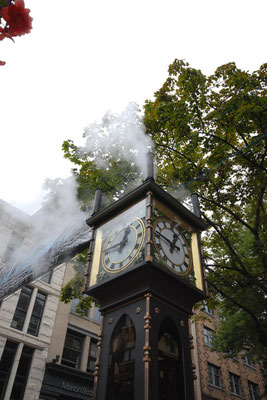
83;155;207;400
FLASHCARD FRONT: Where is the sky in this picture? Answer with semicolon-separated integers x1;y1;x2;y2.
1;0;266;215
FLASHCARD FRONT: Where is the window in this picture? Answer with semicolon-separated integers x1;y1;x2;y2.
248;381;259;400
158;318;184;400
202;303;215;316
3;231;24;264
204;326;214;347
0;341;18;398
106;315;136;400
87;338;98;373
11;287;46;336
0;341;34;400
243;353;254;368
229;373;242;396
10;345;34;400
208;363;222;388
70;296;89;317
93;305;101;324
40;270;52;284
61;330;84;369
27;292;46;336
11;287;33;331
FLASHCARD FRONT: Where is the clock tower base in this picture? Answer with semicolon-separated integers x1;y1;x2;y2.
86;262;205;400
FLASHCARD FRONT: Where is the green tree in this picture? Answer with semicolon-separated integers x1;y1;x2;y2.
59;60;267;385
144;60;267;380
59;103;150;312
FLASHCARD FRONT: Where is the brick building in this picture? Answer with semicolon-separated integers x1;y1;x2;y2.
191;304;265;399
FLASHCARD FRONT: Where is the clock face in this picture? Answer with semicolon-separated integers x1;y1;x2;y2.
153;217;192;276
102;217;145;273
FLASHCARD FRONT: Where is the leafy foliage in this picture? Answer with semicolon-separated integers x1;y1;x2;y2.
144;59;267;381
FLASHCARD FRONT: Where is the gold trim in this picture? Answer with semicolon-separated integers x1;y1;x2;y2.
146;191;153;262
83;227;96;291
93;315;104;400
143;293;151;400
153;217;193;276
102;217;145;273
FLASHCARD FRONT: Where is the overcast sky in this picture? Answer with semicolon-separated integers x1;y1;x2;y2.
1;0;266;215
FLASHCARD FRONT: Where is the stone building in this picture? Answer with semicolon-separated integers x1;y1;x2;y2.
0;200;100;400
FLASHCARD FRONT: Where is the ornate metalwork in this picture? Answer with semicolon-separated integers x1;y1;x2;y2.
145;191;153;262
143;293;151;400
93;315;104;400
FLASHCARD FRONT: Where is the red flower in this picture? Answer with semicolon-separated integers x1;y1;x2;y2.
0;61;6;66
1;0;32;37
0;27;14;41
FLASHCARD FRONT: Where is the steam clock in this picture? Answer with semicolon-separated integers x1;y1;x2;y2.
83;156;207;400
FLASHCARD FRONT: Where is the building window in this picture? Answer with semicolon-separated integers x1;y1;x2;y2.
204;326;214;347
40;270;52;284
61;330;84;369
3;231;24;264
0;341;18;398
93;305;101;324
27;292;46;336
248;381;259;400
229;373;242;396
10;345;34;400
11;287;33;331
0;341;34;400
11;287;46;336
87;338;98;373
208;363;222;388
202;303;215;316
70;296;89;317
243;353;255;368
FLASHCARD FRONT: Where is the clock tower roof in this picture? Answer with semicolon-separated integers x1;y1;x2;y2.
86;179;207;231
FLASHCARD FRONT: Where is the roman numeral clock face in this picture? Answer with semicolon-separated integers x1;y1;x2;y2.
102;217;145;273
153;217;192;276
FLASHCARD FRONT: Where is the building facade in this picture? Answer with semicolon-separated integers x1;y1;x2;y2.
0;200;100;400
192;304;265;400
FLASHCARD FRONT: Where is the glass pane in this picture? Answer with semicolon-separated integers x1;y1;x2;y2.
10;346;34;400
27;316;40;336
90;341;97;357
32;295;45;317
158;318;184;400
158;332;179;357
106;315;136;400
11;309;25;331
17;288;32;311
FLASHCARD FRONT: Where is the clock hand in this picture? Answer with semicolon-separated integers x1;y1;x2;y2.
103;241;128;252
118;227;131;253
103;227;131;253
157;232;180;252
169;233;178;254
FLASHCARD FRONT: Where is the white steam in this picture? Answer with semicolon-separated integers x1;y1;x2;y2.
83;102;154;178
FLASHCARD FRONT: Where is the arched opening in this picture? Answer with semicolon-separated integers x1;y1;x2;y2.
106;315;136;400
158;318;184;400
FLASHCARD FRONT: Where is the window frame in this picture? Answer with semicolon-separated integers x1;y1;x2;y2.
61;330;84;369
208;363;222;389
27;291;46;336
229;372;242;397
87;337;98;373
11;287;33;331
248;381;259;400
204;326;214;347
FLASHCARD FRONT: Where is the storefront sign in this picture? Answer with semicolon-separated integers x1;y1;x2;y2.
62;381;93;397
